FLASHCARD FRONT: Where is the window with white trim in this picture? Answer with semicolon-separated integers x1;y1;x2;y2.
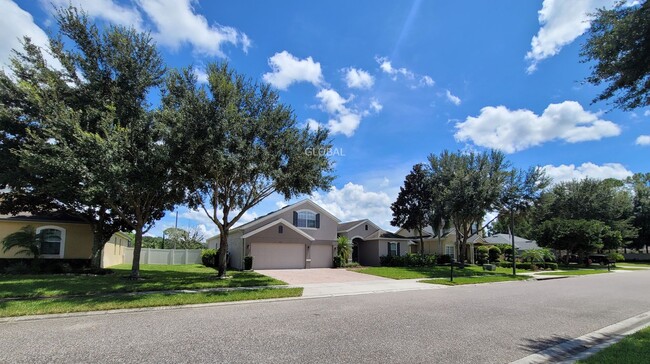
388;242;398;256
445;244;455;260
36;226;65;258
296;211;317;228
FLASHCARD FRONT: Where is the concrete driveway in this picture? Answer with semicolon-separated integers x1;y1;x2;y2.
256;268;389;284
256;268;444;297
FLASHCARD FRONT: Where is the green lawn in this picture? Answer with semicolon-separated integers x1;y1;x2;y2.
353;265;524;280
617;261;650;268
0;288;303;317
577;326;650;364
420;275;529;286
537;269;614;276
0;264;286;299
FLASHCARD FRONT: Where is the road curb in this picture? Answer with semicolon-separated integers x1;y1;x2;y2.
509;310;650;364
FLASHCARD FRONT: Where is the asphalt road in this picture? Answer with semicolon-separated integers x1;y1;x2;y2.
1;270;649;364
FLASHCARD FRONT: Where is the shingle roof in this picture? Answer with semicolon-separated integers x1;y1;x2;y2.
483;233;539;251
0;212;86;223
337;220;366;232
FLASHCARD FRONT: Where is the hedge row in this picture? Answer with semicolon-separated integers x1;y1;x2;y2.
380;254;437;267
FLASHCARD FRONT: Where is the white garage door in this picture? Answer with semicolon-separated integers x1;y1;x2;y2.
251;243;305;269
310;245;333;268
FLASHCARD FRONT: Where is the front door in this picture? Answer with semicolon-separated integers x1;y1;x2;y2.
352;240;360;262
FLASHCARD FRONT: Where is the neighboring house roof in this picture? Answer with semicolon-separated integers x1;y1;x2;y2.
337;219;381;233
207;199;340;240
0;212;86;223
363;229;412;241
241;218;315;241
483;233;539;251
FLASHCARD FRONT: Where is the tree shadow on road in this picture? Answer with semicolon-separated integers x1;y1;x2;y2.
519;333;621;359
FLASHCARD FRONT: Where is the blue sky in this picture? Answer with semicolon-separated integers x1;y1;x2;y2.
2;0;648;238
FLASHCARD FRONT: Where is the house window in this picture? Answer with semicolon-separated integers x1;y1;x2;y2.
445;245;455;260
296;211;317;228
365;224;368;231
278;225;283;234
388;242;398;256
36;226;65;258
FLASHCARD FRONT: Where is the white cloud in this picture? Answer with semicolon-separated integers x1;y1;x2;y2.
138;0;249;57
47;0;144;29
636;135;650;146
375;56;414;79
310;182;395;229
305;118;320;132
1;0;57;71
343;67;374;89
314;89;382;137
370;98;383;113
193;67;208;83
542;162;633;184
445;90;461;106
420;75;435;87
644;110;650;117
526;0;616;73
454;101;621;153
44;0;249;57
262;51;324;90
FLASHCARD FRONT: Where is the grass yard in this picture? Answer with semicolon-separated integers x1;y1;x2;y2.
0;264;286;299
577;326;650;364
352;265;523;280
0;288;303;318
537;269;613;276
420;275;529;286
616;261;650;268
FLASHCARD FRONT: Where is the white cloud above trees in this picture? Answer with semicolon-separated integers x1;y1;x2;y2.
343;67;374;89
525;0;617;73
542;162;633;184
262;51;324;90
454;101;621;153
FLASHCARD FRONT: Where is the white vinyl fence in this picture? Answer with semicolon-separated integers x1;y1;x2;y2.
123;248;202;265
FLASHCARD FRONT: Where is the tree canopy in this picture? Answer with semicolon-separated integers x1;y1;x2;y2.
581;1;650;110
163;63;334;277
391;163;432;255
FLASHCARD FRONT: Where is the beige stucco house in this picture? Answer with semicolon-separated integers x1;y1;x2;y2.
0;212;95;260
337;219;414;266
207;199;339;270
395;225;487;264
0;212;131;265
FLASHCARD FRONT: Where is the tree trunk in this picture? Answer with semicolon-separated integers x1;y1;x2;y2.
217;232;228;278
130;227;143;279
419;226;425;256
90;231;106;270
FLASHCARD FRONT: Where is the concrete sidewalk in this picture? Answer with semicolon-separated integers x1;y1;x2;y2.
295;278;447;297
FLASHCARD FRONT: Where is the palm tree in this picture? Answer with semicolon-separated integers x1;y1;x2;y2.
1;225;42;258
337;236;352;262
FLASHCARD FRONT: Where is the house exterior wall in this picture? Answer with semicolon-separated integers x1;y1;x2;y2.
0;219;93;259
227;231;244;270
343;222;376;240
241;204;337;242
377;240;409;257
101;233;130;267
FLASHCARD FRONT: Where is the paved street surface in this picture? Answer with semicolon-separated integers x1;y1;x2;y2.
2;270;649;364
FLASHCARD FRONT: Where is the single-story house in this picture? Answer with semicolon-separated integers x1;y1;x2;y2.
0;212;94;260
337;219;414;266
395;225;487;264
0;212;131;267
207;199;339;270
483;233;539;253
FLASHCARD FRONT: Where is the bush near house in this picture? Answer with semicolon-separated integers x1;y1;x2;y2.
489;246;501;262
476;246;489;264
437;254;452;264
244;256;253;270
380;253;437;267
1;258;95;275
333;256;343;268
607;252;625;262
499;262;557;270
201;249;217;267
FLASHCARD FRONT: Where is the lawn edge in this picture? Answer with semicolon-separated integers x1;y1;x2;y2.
0;287;304;323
